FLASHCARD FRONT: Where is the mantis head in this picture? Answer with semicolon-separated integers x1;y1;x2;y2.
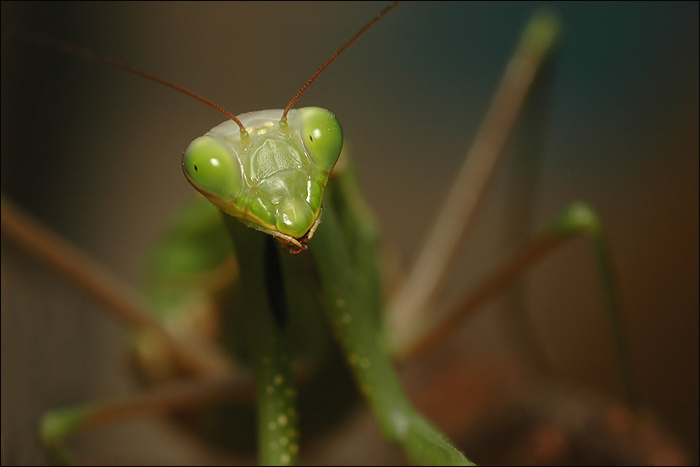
182;107;342;253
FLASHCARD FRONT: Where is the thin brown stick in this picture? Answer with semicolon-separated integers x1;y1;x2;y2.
41;375;252;465
79;375;252;431
1;195;234;378
396;231;567;360
388;13;561;348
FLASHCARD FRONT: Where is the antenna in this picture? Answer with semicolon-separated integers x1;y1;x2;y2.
281;2;399;121
7;2;400;134
6;27;248;135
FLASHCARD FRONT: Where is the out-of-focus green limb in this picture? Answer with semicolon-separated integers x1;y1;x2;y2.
222;215;299;466
397;202;637;410
548;202;638;411
40;407;85;466
309;197;474;466
39;376;246;466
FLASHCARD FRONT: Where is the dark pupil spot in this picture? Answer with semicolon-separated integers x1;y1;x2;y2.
309;135;314;142
194;164;198;172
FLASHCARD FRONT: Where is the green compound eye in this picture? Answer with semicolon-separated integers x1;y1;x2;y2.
299;107;343;173
182;136;242;200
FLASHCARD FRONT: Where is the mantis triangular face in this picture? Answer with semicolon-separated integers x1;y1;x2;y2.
182;107;343;252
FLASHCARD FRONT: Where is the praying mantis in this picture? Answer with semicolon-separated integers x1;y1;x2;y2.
2;2;698;465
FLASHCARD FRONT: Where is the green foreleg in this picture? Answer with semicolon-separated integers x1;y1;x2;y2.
326;152;384;329
222;216;299;465
309;199;474;466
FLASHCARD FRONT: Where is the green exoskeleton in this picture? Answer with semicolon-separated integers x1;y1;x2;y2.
1;2;647;466
182;108;342;251
150;3;474;462
179;103;474;464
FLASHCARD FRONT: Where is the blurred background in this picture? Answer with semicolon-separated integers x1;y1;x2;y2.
2;2;697;464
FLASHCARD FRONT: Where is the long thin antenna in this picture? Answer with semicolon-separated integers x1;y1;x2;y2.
6;27;248;134
282;1;399;120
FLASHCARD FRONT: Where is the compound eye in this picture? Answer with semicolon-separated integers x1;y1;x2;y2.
182;136;242;200
299;107;343;173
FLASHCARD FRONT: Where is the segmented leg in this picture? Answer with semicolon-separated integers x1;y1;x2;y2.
388;13;562;349
309;196;474;466
397;202;636;410
39;376;247;465
222;216;300;466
